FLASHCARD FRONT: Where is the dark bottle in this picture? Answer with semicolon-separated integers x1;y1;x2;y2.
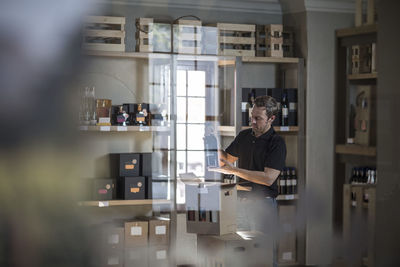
350;167;357;184
279;170;286;195
285;168;292;194
291;168;297;194
281;92;289;126
135;104;146;125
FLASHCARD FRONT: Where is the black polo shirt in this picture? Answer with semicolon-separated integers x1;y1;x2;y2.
225;127;286;198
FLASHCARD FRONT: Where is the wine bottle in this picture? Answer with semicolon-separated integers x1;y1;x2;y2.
279;170;285;195
286;168;292;194
281;91;289;126
291;167;297;194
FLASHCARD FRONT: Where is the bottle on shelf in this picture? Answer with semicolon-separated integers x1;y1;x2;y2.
88;86;97;125
135;104;146;126
280;169;286;195
281;91;289;126
291;167;297;194
248;89;256;126
285;168;292;194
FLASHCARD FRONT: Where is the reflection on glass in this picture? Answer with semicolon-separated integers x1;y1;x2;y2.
177;124;187;150
187;125;205;150
188;98;205;123
188;71;206;97
187;151;205;177
177;70;186;96
177;97;187;123
177;151;187;175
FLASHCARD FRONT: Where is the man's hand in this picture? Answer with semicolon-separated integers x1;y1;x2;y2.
208;159;237;175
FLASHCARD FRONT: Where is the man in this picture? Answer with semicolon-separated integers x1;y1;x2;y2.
210;95;286;266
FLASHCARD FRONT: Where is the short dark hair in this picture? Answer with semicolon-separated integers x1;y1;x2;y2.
254;95;279;118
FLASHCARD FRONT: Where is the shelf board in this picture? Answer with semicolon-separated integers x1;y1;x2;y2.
242;56;299;64
78;199;171;207
335;144;376;156
78;125;170;132
219;126;299;136
277;262;299;267
348;72;377;80
276;194;298;201
242;126;299;133
336;24;377;37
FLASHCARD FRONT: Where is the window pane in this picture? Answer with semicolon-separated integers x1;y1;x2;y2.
187;151;205;178
176;124;186;150
187;124;205;150
188;97;205;123
177;151;186;175
177;97;186;123
177;70;186;96
188;70;205;97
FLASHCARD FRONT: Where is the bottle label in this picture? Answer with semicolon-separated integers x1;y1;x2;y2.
292;180;297;185
281;180;286;186
282;108;288;116
286;180;292;186
289;103;297;111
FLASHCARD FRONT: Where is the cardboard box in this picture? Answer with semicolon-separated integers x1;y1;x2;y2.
277;204;297;264
149;218;170;245
185;182;237;235
148;245;169;267
102;249;123;267
197;231;272;267
102;226;125;250
147;178;169;199
124;247;148;267
110;153;140;177
90;178;115;201
117;176;146;200
354;85;376;146
124;220;148;247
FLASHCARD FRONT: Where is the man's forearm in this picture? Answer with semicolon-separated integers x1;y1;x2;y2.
232;167;276;186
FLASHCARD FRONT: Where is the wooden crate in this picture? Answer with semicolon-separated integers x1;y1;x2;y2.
256;24;292;57
343;184;376;267
173;19;202;54
135;18;171;53
211;23;256;57
355;0;377;27
351;45;360;74
83;16;125;52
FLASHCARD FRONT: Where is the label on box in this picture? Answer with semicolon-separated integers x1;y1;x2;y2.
155;225;166;235
100;126;110;131
99;201;109;207
289;103;297;111
107;256;119;265
199;187;208;194
282;252;293;260
131;226;142;236
108;234;119;244
156;250;167;260
130;187;140;193
117;126;127;131
99;117;111;124
98;189;108;194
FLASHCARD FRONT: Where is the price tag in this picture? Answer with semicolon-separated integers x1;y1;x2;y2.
117;126;127;131
99;201;109;207
282;252;292;260
131;226;142;236
100;126;110;132
139;126;150;132
155;225;166;235
79;126;88;131
285;195;295;200
156;250;167;260
280;126;290;132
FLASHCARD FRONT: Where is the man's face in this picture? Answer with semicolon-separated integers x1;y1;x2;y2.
251;106;272;135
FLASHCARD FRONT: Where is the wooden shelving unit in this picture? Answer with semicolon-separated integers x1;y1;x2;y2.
242;56;299;64
335;144;377;157
78;199;171;207
348;72;378;80
218;126;299;136
276;194;299;201
78;125;170;132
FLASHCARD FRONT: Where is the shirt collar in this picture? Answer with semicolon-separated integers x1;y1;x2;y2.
251;126;274;139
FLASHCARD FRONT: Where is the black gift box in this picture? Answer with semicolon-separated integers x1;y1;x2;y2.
117;176;146;200
89;178;115;200
141;153;152;177
110;153;141;177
